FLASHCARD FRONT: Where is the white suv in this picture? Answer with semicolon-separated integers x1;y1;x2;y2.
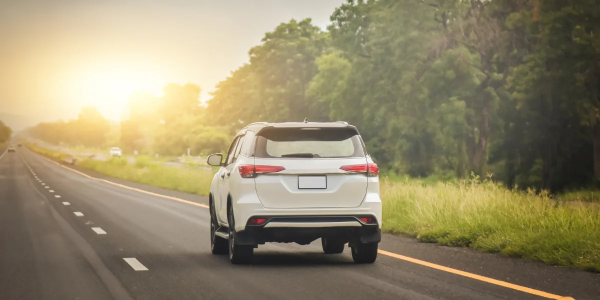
206;121;382;264
109;147;122;157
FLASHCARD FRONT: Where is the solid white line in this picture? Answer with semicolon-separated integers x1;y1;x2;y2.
62;202;70;206
92;227;107;235
74;212;84;217
123;258;148;271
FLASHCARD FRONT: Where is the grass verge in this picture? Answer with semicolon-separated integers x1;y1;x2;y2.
382;178;600;272
27;143;70;161
28;143;214;196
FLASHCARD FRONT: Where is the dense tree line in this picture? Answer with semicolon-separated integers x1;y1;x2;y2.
206;0;600;191
119;83;230;156
0;120;11;144
29;83;230;157
29;107;110;147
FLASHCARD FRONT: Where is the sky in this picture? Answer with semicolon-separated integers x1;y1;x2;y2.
0;0;345;129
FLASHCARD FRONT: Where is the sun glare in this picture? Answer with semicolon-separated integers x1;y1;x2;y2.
70;66;165;121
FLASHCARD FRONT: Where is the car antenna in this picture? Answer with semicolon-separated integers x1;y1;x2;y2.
303;118;308;123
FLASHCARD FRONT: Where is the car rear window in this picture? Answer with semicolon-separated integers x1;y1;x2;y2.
254;127;365;158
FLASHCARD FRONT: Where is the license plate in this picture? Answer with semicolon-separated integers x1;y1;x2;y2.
298;175;327;189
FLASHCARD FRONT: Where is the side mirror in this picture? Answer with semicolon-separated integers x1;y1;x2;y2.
207;153;223;166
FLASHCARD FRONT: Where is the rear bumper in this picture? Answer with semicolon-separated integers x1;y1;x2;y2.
235;216;381;246
233;192;382;232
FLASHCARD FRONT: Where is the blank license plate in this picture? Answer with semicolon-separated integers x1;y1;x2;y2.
298;176;327;189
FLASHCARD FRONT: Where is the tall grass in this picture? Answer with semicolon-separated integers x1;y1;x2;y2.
78;158;214;196
27;143;70;161
27;143;215;196
382;177;600;271
560;190;600;203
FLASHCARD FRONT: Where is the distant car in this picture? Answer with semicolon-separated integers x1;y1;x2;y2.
109;147;122;157
7;146;16;152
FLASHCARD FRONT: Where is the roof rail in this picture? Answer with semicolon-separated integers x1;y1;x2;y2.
246;122;268;127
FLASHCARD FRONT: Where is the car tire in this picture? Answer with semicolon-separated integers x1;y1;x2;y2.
351;242;378;264
228;204;253;264
321;238;345;254
210;201;228;255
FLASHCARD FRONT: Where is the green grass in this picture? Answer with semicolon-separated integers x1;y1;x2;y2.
77;158;215;196
381;177;600;272
559;190;600;203
28;143;215;196
27;143;71;161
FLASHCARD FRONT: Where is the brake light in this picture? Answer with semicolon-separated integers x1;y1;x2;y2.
367;163;379;177
248;217;267;225
340;164;368;172
340;163;379;177
238;165;285;178
238;165;255;178
360;217;376;224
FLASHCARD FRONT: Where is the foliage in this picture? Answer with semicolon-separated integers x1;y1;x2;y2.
204;0;600;192
206;19;330;127
26;143;69;161
28;0;600;192
28;142;214;196
560;190;600;203
76;158;214;196
381;177;600;271
0;120;11;143
28;107;110;148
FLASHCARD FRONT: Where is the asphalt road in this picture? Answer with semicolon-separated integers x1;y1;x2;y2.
1;148;598;300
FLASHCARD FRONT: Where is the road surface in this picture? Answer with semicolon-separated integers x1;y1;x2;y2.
0;148;598;300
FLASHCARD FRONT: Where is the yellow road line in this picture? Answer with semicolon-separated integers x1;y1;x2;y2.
30;149;572;300
377;250;569;299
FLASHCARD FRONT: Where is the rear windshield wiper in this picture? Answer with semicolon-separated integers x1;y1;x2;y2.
281;153;317;158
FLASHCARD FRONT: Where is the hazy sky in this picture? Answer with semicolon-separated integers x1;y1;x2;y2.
0;0;345;128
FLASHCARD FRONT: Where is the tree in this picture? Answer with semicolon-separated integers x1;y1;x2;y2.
160;83;201;124
121;92;161;152
73;107;110;147
0;120;11;143
206;19;329;126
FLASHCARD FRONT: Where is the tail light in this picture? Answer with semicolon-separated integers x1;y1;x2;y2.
359;217;376;224
340;163;379;177
248;217;267;225
238;165;285;178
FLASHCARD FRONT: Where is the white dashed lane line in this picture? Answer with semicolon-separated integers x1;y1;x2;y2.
73;212;84;217
49;190;54;193
123;258;148;271
62;202;70;206
91;227;107;235
44;186;49;189
54;195;61;198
